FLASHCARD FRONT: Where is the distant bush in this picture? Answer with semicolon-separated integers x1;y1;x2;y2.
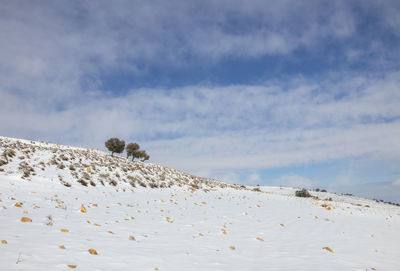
295;189;311;198
105;138;125;157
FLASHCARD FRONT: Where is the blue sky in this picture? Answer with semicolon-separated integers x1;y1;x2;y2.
1;0;400;202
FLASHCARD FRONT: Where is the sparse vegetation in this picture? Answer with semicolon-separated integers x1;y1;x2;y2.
0;137;242;191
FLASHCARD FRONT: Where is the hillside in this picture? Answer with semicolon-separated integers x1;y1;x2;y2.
0;137;399;270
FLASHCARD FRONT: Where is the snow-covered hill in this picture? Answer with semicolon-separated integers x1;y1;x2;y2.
0;137;399;270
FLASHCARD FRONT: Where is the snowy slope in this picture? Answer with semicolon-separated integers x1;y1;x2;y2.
0;137;399;271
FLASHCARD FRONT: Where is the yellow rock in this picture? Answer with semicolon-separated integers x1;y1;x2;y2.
229;246;236;250
108;231;114;234
199;233;204;236
88;248;98;255
21;217;32;222
322;247;334;253
93;223;101;226
60;228;69;232
256;237;264;241
129;235;136;240
80;204;87;213
1;240;7;244
59;245;66;249
14;203;22;207
67;265;77;269
280;224;284;227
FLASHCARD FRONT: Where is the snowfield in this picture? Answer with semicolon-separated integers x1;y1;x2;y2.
0;137;399;270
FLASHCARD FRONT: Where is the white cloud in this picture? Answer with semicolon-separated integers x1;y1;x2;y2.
393;179;400;186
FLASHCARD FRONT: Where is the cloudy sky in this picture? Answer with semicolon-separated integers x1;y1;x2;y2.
1;1;400;201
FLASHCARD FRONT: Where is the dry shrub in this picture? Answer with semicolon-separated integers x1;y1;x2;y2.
18;161;34;177
149;182;159;188
46;215;54;226
59;154;69;161
78;179;88;186
82;172;91;180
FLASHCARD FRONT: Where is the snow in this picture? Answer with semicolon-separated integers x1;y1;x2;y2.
1;137;399;270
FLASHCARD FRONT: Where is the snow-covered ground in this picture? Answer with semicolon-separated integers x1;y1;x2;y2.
1;137;399;270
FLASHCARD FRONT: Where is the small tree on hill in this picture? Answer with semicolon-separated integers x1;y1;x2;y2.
126;143;140;159
126;142;150;161
134;150;150;162
105;138;125;157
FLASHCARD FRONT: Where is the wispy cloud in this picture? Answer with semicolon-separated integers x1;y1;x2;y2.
1;72;399;175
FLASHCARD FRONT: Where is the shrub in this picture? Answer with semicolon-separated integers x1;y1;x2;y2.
77;179;88;186
105;138;125;157
295;189;311;198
